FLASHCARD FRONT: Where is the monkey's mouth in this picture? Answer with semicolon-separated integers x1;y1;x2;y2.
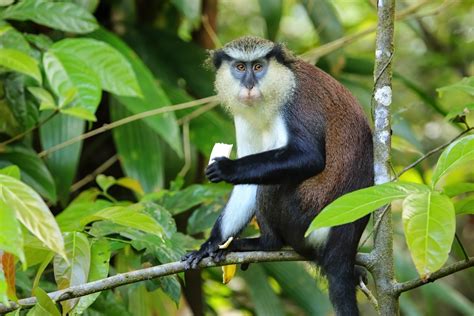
238;88;262;104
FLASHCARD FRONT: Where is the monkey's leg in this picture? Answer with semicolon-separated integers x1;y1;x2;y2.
182;185;257;269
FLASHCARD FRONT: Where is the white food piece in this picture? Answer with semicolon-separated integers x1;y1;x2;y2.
209;143;233;165
219;236;234;249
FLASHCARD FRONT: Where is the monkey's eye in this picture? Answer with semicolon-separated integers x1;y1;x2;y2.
235;63;246;72
253;63;263;72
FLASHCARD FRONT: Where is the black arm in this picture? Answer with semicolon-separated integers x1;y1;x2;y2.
206;139;325;185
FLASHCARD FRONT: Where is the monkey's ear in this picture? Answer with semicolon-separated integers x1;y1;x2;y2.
206;49;230;70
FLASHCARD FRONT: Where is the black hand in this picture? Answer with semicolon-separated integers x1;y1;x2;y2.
205;157;236;183
182;239;228;269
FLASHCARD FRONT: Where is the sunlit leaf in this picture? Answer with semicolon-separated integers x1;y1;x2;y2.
43;50;101;119
0;48;41;83
0;165;20;179
0;200;24;264
72;238;110;314
56;200;111;232
96;174;116;193
0;268;7;306
81;204;164;236
431;135;474;187
306;182;430;232
52;38;141;97
53;232;90;314
28;287;60;316
116;177;145;196
402;192;455;275
0;175;65;258
1;0;98;34
27;87;56;111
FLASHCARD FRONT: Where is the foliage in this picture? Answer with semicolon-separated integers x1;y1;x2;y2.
0;0;472;315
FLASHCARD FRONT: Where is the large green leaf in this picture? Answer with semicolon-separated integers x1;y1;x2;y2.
1;0;98;34
0;48;41;83
0;145;57;202
81;204;164;236
40;113;85;205
27;287;60;316
52;38;141;97
402;192;455;275
431;135;474;187
258;0;282;40
110;100;164;193
0;199;25;264
0;22;32;55
306;182;430;233
72;238;110;314
241;265;285;316
43;50;101;120
0;174;65;258
187;203;221;235
53;232;90;314
89;29;182;156
0;268;7;306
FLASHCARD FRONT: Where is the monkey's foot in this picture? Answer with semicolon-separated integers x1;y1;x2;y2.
182;242;228;269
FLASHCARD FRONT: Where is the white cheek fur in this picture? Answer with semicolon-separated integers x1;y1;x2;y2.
305;227;330;247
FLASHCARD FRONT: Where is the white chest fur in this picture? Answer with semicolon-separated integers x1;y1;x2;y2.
234;113;289;157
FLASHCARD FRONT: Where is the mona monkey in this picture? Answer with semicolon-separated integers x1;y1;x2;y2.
183;36;373;316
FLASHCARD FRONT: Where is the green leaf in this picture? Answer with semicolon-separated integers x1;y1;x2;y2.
431;135;474;187
90;29;182;156
53;232;90;314
72;238;110;314
454;196;474;215
402;192;455;275
43;50;101;119
1;0;98;34
28;288;60;316
443;182;474;197
81;204;164;236
0;165;20;179
40;113;85;205
0;199;25;264
52;38;141;97
241;265;285;316
263;262;331;315
445;103;474;121
0;175;65;258
0;269;7;306
437;77;474;97
110;100;164;193
306;182;430;232
27;87;56;111
170;0;201;24
56;200;111;232
96;174;116;193
0;146;57;202
157;184;230;215
0;48;41;83
0;21;32;55
187;203;221;235
258;0;282;40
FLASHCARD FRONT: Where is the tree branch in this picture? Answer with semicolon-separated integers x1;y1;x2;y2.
0;251;370;314
394;257;474;294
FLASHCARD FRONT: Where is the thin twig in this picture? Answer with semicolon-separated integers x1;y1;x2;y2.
177;101;219;125
0;110;58;147
359;280;379;313
70;155;119;193
177;122;191;178
394;257;474;294
38;96;218;158
397;127;474;177
359;205;391;249
455;233;470;261
202;15;222;48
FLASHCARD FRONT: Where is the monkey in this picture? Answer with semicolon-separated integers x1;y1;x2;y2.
182;36;373;316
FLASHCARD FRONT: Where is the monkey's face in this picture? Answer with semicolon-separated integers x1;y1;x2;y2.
215;58;296;116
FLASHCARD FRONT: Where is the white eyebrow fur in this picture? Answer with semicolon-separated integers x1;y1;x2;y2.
223;46;273;62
